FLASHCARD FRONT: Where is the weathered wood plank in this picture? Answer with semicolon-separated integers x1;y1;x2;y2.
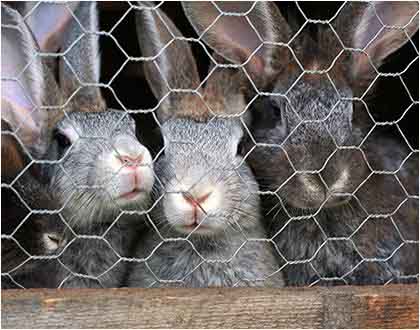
1;284;418;329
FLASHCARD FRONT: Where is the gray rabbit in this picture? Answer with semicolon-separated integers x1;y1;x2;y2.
1;3;154;288
184;2;419;285
126;3;284;288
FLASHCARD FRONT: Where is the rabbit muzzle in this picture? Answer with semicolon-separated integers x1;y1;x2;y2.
164;182;225;234
108;134;154;204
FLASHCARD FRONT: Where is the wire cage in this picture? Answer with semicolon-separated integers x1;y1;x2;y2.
1;1;419;328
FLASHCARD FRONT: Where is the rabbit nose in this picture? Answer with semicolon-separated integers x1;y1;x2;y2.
113;135;145;165
118;154;143;168
182;192;212;209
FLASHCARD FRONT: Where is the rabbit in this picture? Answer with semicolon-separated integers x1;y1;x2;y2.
125;3;284;288
1;177;69;289
183;2;419;285
1;3;155;288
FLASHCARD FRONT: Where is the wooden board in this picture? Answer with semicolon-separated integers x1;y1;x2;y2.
2;284;418;329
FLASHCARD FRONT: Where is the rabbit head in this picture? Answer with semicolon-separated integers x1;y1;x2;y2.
2;3;155;228
2;178;67;288
184;2;419;210
45;111;154;226
136;3;259;236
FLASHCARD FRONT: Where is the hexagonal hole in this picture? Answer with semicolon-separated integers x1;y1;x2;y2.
203;66;250;117
321;148;370;195
352;217;403;259
251;44;302;93
364;76;413;123
106;213;157;259
312;239;362;279
233;240;284;281
290;24;341;72
241;146;295;192
146;240;202;281
59;237;120;279
316;196;368;238
273;217;326;262
283;121;336;171
355;174;407;215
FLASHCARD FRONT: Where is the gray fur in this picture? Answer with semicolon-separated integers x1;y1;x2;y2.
1;4;154;288
184;2;419;285
127;119;284;287
130;6;283;287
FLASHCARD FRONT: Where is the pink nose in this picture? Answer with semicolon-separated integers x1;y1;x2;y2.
182;192;211;208
118;154;143;168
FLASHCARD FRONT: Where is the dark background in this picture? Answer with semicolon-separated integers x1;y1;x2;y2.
98;2;419;156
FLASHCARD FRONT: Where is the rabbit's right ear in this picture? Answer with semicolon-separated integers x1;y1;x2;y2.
135;2;201;120
334;2;419;77
21;2;79;53
183;2;291;85
1;4;49;176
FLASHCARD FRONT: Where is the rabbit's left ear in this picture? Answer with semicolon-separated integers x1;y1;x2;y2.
2;5;47;149
183;2;291;84
333;2;419;76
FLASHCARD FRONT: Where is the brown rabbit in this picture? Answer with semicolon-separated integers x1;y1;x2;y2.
184;2;419;285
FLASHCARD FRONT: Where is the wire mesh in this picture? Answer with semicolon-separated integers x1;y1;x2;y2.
1;1;419;289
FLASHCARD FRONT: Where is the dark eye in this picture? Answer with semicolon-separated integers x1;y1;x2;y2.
252;97;284;130
237;139;247;156
272;102;283;120
54;129;71;150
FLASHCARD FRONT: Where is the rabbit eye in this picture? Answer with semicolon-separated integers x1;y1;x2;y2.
54;129;72;150
237;141;244;156
271;101;283;120
43;233;61;251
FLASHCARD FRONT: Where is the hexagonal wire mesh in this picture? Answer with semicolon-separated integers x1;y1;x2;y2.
1;1;419;289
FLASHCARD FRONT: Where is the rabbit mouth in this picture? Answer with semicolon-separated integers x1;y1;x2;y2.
178;223;212;234
119;188;146;201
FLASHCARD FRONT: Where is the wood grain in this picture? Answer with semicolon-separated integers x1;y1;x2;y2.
1;284;418;329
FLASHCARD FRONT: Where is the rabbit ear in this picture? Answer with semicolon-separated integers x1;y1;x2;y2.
183;2;291;83
58;1;104;111
21;2;79;53
23;2;104;112
1;5;49;168
334;2;419;76
135;2;201;120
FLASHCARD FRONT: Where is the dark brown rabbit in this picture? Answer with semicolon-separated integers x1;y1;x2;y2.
184;1;419;285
